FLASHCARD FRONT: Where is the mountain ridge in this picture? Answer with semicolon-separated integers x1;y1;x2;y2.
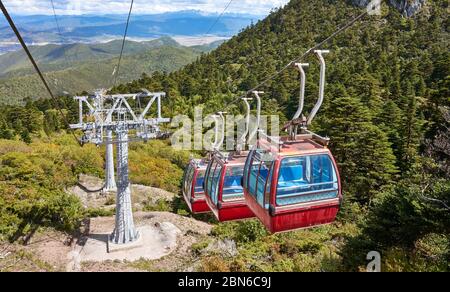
0;37;183;77
0;39;209;104
0;11;260;54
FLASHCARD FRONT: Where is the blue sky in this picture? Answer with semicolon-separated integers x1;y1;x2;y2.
2;0;290;16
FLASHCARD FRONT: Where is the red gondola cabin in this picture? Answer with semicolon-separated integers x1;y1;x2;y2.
243;135;342;233
204;152;255;222
182;159;211;213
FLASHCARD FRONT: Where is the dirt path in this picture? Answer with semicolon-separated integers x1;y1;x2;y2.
77;212;212;272
1;211;213;272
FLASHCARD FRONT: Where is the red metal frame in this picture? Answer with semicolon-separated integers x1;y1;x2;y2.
204;155;255;222
243;138;342;234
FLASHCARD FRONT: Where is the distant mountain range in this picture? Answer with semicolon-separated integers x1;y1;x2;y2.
0;36;224;77
0;37;223;104
0;10;256;104
0;11;261;54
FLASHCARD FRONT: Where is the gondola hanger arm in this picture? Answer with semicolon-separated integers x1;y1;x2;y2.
238;98;253;151
217;112;227;149
248;91;263;146
307;50;330;126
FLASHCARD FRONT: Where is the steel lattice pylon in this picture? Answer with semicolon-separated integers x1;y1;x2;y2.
111;126;138;243
71;91;170;244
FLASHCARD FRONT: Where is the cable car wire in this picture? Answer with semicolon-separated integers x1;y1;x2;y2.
50;0;67;59
217;9;370;113
205;0;234;35
49;0;71;92
0;1;82;147
113;0;134;88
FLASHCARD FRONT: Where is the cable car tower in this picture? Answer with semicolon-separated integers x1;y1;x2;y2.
71;91;170;244
74;90;118;191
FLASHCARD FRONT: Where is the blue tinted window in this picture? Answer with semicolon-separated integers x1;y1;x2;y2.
243;150;254;189
222;166;244;202
183;166;190;195
211;163;223;205
248;158;260;197
187;167;195;197
257;161;272;207
184;165;195;197
276;155;338;206
246;150;274;209
206;161;217;197
264;162;274;209
194;170;205;194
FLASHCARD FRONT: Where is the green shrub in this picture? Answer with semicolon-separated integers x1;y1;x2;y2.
143;199;172;212
235;220;268;243
340;179;450;271
129;149;183;192
191;239;211;256
0;184;84;241
0;139;87;241
85;208;115;218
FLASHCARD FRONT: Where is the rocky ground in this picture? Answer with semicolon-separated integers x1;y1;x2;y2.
0;175;220;272
69;174;176;211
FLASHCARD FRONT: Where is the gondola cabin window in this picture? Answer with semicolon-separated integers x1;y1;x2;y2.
210;161;223;205
182;166;189;197
257;160;273;208
182;160;211;214
194;170;206;195
243;150;254;189
248;156;260;200
276;154;339;206
206;160;218;201
244;150;274;209
222;166;245;202
264;162;274;208
184;165;195;198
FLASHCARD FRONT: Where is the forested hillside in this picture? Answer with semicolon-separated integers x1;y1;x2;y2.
0;0;448;271
0;45;201;105
0;37;181;76
111;0;450;270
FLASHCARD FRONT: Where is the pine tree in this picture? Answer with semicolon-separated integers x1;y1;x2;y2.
322;86;398;203
353;74;384;119
0;118;14;140
398;82;424;172
376;100;403;166
20;129;32;144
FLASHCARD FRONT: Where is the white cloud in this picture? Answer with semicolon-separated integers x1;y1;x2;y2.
2;0;290;16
